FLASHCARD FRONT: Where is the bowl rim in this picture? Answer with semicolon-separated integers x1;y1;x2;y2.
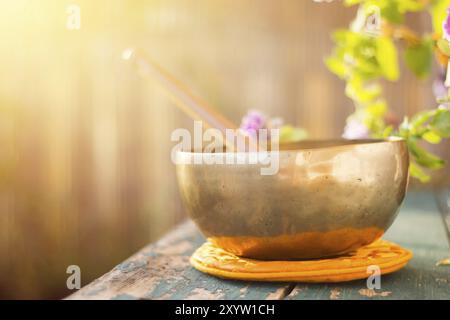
176;137;406;155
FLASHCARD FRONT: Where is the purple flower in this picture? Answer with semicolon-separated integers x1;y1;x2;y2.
240;110;267;133
443;7;450;41
433;67;449;100
433;78;447;99
342;119;370;140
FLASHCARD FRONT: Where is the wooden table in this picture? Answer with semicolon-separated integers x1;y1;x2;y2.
68;191;450;300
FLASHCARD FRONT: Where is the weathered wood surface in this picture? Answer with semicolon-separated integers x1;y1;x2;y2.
67;191;450;300
287;191;450;300
67;222;293;300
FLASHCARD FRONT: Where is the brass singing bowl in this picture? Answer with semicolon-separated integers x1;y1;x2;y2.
176;138;409;260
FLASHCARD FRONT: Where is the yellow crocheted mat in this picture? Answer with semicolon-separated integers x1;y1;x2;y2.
190;239;412;283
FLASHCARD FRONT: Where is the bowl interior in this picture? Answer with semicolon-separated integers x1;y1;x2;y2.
182;138;402;153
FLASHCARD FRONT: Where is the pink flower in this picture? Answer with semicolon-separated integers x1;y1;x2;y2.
240;110;267;133
342;119;370;139
443;7;450;41
239;110;287;140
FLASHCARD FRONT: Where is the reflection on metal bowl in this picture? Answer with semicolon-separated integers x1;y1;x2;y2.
176;138;409;260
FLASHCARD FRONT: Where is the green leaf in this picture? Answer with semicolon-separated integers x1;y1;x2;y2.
422;130;442;144
376;37;399;81
345;78;382;102
366;100;387;117
279;126;308;143
397;0;426;12
407;139;445;169
380;0;404;24
404;39;433;78
437;38;450;56
344;0;362;6
430;0;450;34
325;56;347;79
382;125;394;138
409;162;430;183
430;108;450;137
411;109;436;128
399;117;410;138
332;29;359;46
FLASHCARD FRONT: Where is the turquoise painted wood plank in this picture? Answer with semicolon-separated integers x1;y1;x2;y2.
67;221;293;300
286;191;450;300
435;189;450;245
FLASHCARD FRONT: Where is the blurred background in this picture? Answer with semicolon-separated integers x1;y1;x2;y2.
0;0;449;299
